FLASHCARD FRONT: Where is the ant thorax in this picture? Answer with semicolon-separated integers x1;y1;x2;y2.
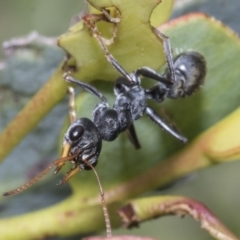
93;102;120;141
113;83;146;122
92;81;147;142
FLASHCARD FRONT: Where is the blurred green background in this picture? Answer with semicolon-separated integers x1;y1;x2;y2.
0;0;240;240
0;0;84;58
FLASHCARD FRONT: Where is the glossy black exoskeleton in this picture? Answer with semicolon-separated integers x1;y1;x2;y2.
3;51;206;199
62;51;206;175
3;9;206;197
2;10;206;239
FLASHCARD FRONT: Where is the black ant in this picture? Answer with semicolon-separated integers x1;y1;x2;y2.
2;10;206;238
2;51;205;238
3;50;206;196
57;11;206;151
59;50;206;172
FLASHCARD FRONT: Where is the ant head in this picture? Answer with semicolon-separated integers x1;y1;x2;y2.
62;118;102;170
3;118;103;197
167;51;206;98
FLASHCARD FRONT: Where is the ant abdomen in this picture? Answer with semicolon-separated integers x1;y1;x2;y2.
167;51;206;98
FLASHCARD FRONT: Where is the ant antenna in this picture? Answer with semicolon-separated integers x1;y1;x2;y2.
83;160;112;238
3;154;78;197
3;163;55;196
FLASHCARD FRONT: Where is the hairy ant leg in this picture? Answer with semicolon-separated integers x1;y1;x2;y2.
136;67;173;85
126;123;141;149
63;72;108;103
82;14;133;83
82;10;178;86
153;28;176;83
54;86;79;174
145;107;187;143
67;86;77;123
101;8;121;23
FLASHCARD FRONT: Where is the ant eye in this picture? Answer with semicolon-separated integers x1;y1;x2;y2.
69;125;84;141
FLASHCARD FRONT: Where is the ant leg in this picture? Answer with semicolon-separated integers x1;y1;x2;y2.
101;8;121;23
145;84;168;102
67;87;76;124
126;123;141;149
145;106;187;143
54;112;79;174
64;72;107;103
97;9;120;45
82;15;133;83
153;28;176;83
136;67;173;85
62;53;77;73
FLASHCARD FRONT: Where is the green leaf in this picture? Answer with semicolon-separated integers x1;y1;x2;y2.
66;13;240;200
0;0;173;163
58;0;174;81
1;7;240;240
